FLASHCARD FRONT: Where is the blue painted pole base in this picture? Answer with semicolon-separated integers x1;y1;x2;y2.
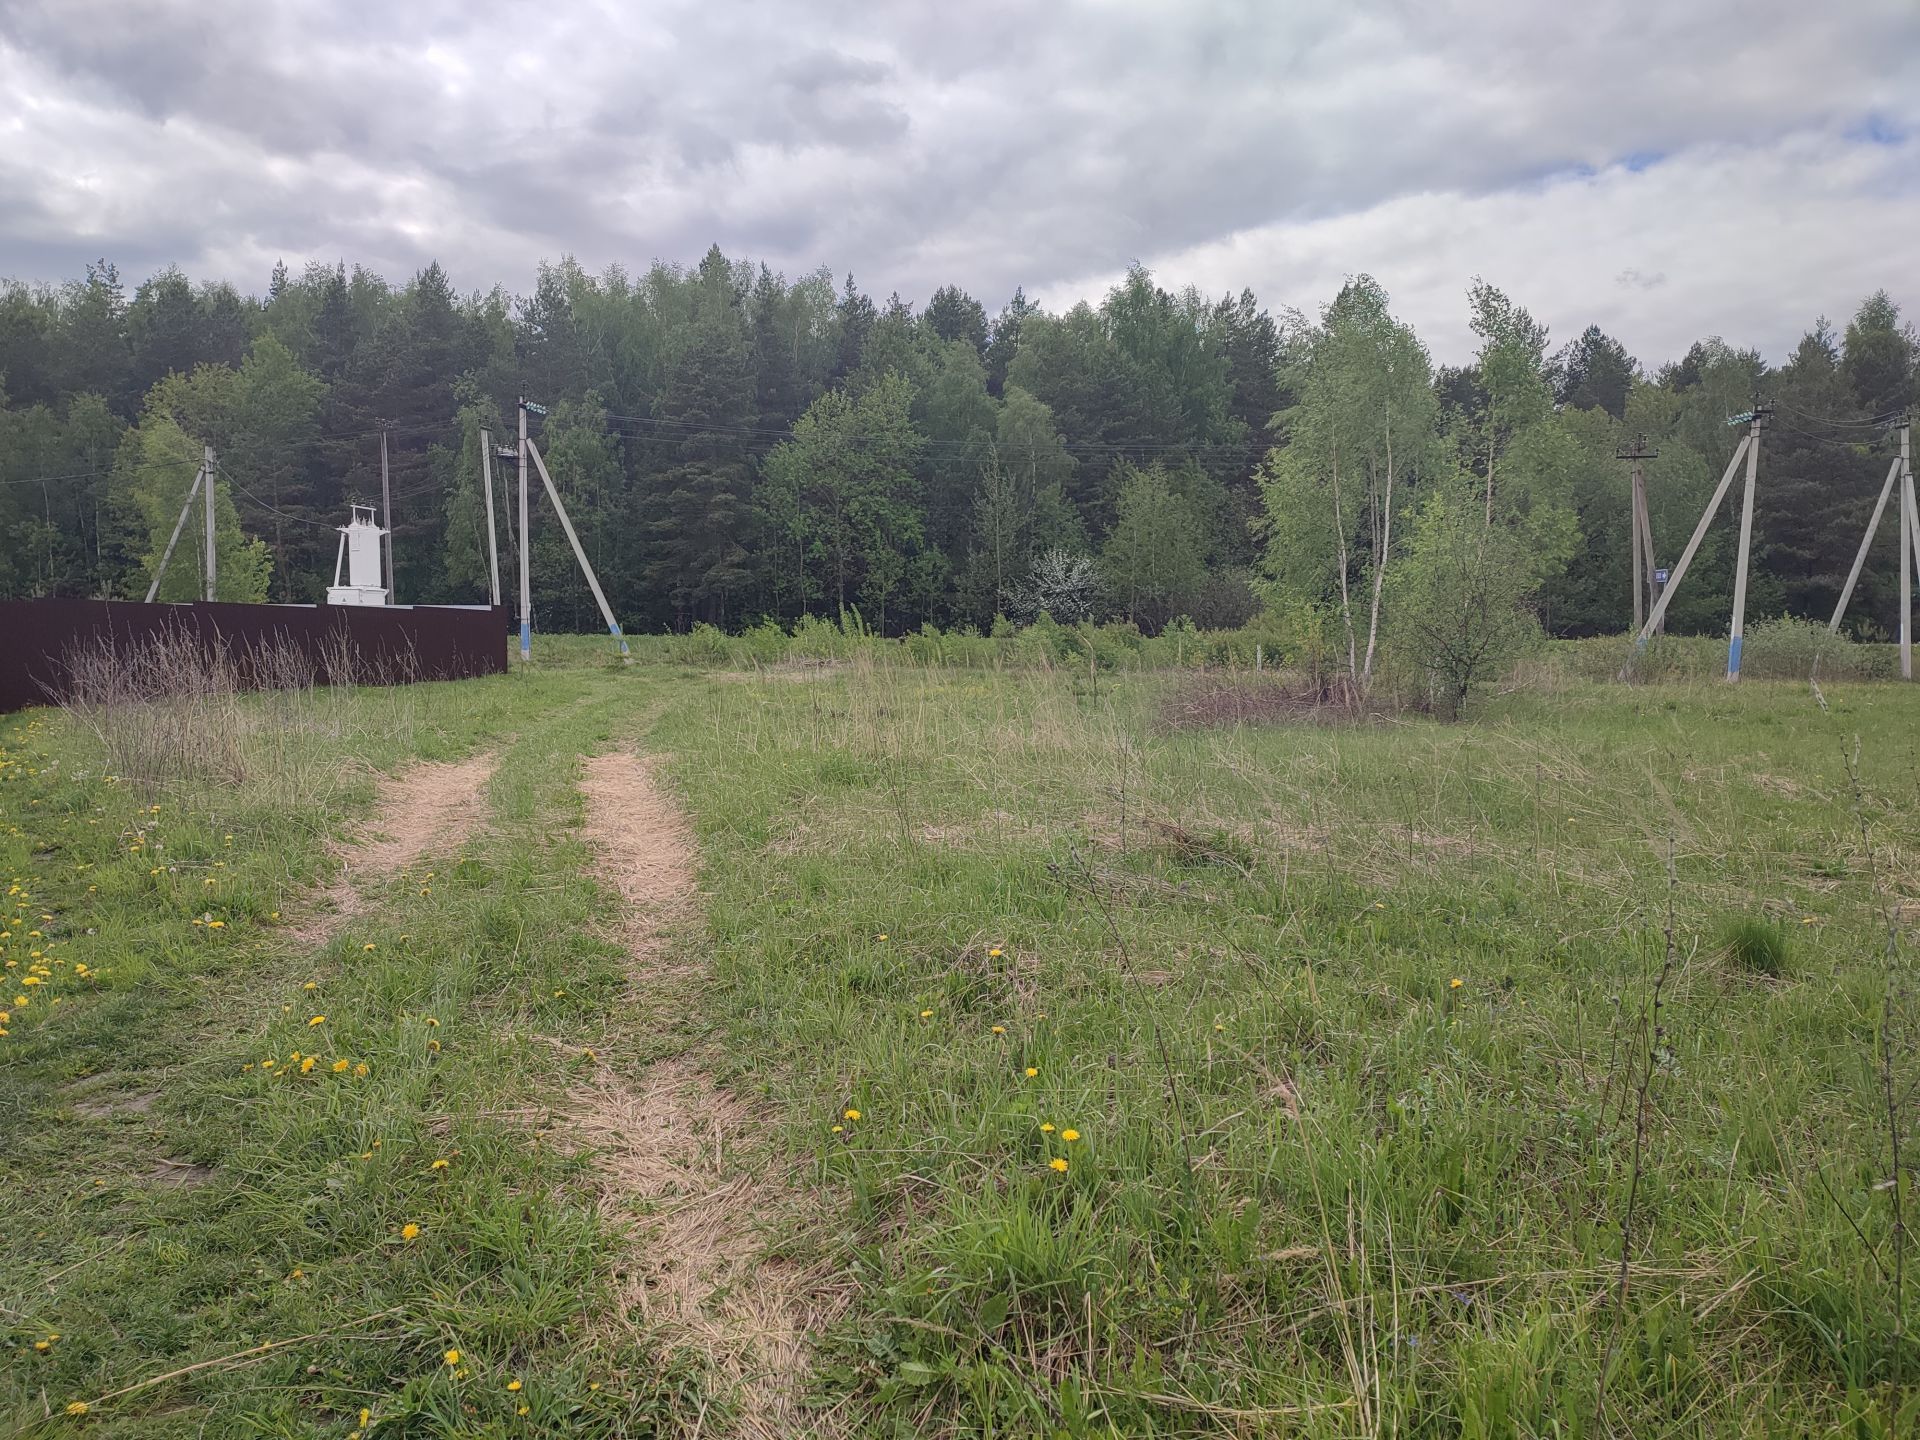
1727;634;1743;679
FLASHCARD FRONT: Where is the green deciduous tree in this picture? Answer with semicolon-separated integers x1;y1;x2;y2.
1391;479;1541;717
761;371;924;629
1101;463;1205;629
1262;276;1435;690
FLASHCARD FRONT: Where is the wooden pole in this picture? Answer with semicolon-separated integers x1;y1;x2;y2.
379;427;394;604
1726;411;1764;681
1618;435;1660;636
518;401;531;661
146;464;204;603
1828;454;1901;632
202;445;217;601
1633;433;1751;649
527;437;629;659
480;427;502;607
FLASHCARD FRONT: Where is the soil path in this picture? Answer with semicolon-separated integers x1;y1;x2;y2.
289;754;495;942
572;751;819;1439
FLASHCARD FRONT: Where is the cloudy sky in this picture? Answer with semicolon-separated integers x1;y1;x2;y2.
1;0;1917;365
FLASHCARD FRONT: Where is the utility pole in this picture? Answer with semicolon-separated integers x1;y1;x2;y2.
380;426;395;604
1616;433;1660;635
202;444;218;601
1629;428;1754;667
527;436;630;660
1829;410;1906;641
1902;416;1914;681
146;461;205;602
1725;397;1771;682
480;428;502;607
518;399;531;661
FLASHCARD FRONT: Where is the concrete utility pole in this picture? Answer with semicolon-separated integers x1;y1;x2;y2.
1616;433;1660;635
518;399;531;661
380;427;395;603
480;427;502;607
527;436;630;660
146;461;205;602
1829;457;1902;633
1726;398;1771;682
1902;417;1914;681
1632;432;1753;653
1819;411;1918;682
202;444;218;601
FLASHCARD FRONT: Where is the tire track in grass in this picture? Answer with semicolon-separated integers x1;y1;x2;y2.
286;753;496;944
570;750;826;1439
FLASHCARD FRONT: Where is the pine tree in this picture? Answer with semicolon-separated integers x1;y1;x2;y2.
644;248;757;628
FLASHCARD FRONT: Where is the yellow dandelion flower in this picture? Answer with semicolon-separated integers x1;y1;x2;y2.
989;947;1003;958
66;1401;88;1415
843;1108;861;1121
332;1058;349;1073
831;1124;844;1134
358;1151;372;1160
582;1047;597;1060
308;1015;326;1026
362;943;376;952
354;1063;369;1077
444;1348;461;1366
876;933;889;941
517;1406;530;1416
991;1025;1006;1035
919;1009;932;1019
300;1056;316;1074
425;1017;439;1027
303;982;318;991
427;1039;440;1053
506;1379;522;1392
1025;1066;1038;1077
431;1158;450;1171
1061;1128;1080;1143
401;1223;420;1241
1040;1122;1055;1133
1049;1157;1069;1173
1449;978;1463;990
34;1339;50;1352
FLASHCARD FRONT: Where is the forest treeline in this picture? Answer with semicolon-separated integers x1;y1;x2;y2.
0;247;1913;654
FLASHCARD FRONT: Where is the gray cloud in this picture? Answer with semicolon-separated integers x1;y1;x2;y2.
0;0;1916;361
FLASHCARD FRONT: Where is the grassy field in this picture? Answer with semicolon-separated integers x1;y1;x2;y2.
2;649;1916;1437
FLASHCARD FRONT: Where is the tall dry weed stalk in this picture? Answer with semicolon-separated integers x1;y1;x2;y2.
53;626;416;815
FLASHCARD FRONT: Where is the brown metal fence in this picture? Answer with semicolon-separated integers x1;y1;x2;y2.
0;599;508;714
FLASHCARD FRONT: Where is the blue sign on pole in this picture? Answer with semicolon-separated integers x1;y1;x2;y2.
1654;568;1670;586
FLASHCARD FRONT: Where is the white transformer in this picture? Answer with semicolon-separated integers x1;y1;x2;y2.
327;506;391;606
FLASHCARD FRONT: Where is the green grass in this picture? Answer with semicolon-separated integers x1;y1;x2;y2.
3;657;1918;1436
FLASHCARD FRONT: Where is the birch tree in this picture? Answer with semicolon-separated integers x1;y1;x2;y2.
1260;277;1435;691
